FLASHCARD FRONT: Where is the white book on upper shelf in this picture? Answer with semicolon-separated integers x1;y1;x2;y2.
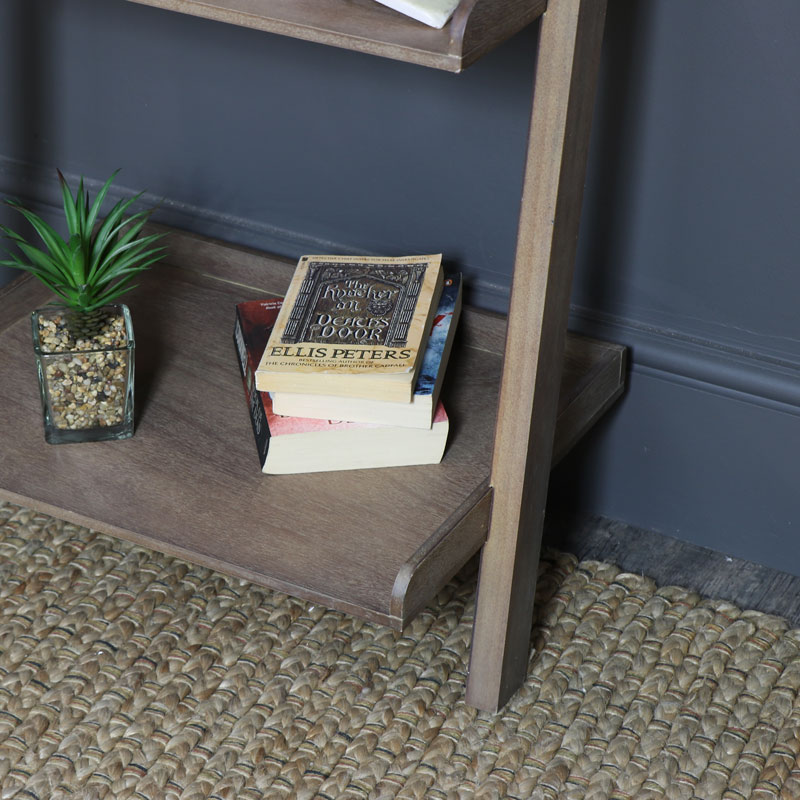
373;0;461;29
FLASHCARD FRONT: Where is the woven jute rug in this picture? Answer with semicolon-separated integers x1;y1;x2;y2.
1;501;800;799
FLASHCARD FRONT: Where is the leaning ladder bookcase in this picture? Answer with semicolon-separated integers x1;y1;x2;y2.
0;0;620;712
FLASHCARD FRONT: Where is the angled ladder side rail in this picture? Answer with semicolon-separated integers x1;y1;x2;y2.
466;0;608;712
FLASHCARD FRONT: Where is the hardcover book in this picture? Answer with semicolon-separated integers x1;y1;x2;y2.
271;274;462;428
254;254;443;403
234;299;449;474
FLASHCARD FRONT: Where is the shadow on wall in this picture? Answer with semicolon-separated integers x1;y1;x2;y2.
575;0;655;318
1;2;52;287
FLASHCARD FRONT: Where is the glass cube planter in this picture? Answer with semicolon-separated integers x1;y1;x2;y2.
31;304;135;444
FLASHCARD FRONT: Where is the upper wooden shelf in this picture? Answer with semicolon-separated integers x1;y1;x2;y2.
125;0;547;71
0;227;624;630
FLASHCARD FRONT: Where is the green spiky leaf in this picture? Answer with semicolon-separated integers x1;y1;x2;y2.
2;170;166;312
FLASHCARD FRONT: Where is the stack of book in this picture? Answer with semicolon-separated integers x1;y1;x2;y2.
234;254;462;474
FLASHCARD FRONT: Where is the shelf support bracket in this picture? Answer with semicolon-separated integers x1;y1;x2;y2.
465;0;608;712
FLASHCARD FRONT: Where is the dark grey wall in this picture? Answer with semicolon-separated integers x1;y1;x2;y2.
2;0;800;574
552;0;800;575
0;0;538;307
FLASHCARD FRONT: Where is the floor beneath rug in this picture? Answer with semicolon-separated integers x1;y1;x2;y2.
544;512;800;628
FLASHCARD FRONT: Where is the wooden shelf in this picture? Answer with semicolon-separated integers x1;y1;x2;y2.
125;0;547;72
0;227;624;629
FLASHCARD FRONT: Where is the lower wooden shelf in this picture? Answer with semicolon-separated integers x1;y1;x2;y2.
0;228;624;629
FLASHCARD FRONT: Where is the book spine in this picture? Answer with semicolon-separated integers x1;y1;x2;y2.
414;273;461;398
234;310;271;470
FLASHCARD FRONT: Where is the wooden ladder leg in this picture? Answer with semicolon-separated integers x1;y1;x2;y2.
465;0;608;713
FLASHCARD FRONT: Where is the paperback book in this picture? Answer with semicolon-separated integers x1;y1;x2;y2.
271;274;462;428
255;254;443;403
234;299;449;474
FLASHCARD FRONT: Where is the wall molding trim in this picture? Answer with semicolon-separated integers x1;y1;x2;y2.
569;306;800;417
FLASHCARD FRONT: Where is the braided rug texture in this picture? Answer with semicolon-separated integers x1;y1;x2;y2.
1;502;800;799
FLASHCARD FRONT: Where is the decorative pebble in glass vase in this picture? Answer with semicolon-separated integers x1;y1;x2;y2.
32;304;135;443
1;170;164;443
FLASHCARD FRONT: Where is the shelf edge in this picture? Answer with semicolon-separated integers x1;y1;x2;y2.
391;482;492;626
